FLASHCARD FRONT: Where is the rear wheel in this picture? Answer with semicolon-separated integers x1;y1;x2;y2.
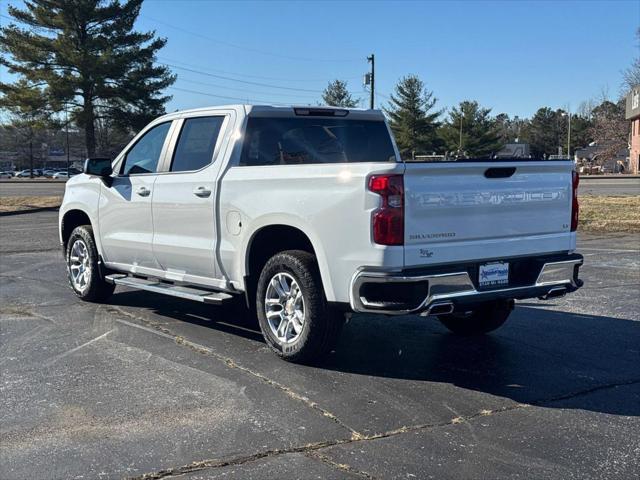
256;250;343;363
66;225;115;302
438;300;513;335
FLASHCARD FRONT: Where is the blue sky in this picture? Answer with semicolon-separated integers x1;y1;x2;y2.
2;0;639;118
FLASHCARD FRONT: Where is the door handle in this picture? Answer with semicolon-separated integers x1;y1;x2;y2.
193;186;212;198
135;186;151;197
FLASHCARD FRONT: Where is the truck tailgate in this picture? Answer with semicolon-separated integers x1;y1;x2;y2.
403;161;576;267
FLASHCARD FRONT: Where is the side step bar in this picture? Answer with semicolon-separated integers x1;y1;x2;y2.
105;274;234;305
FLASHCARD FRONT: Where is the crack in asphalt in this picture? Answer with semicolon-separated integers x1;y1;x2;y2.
105;305;363;438
305;451;376;479
127;378;640;480
536;378;640;405
108;305;640;480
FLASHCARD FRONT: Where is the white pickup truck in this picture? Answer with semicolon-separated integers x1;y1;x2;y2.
59;105;583;362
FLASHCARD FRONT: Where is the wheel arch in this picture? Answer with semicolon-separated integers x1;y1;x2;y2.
242;223;335;305
60;209;94;251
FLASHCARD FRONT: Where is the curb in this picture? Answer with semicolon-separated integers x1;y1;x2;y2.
0;206;60;217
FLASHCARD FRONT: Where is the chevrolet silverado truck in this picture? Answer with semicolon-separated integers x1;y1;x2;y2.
59;105;583;362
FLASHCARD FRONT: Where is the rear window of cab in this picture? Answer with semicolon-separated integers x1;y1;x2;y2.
239;117;396;166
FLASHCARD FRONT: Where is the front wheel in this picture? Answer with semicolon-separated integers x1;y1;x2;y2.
438;299;513;335
256;250;343;363
66;225;115;302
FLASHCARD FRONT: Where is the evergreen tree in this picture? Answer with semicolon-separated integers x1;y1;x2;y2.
439;101;502;158
321;80;358;107
519;107;587;158
384;75;442;158
520;107;562;157
0;0;176;157
494;113;523;144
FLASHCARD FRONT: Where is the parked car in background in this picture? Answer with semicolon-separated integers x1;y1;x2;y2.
53;171;77;179
16;170;33;177
0;171;14;179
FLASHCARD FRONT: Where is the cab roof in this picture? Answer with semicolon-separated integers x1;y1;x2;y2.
157;104;385;122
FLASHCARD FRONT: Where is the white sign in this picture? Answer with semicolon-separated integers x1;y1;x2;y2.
479;262;509;287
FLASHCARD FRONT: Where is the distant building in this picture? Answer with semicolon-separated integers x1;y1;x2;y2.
625;85;640;174
496;142;530;158
574;143;628;174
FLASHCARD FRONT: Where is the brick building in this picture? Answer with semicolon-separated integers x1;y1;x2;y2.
626;85;640;174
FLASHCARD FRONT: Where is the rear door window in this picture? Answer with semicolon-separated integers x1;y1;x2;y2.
170;116;225;172
240;117;396;166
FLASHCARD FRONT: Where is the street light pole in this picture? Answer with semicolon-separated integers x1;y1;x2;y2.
567;111;571;160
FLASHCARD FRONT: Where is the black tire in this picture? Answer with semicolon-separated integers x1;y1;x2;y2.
66;225;115;302
256;250;343;363
438;300;513;335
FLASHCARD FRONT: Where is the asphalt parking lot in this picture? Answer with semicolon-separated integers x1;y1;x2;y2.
1;211;639;479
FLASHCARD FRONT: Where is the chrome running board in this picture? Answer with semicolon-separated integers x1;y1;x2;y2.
105;274;234;305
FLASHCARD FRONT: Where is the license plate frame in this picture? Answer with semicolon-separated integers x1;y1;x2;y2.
479;262;509;288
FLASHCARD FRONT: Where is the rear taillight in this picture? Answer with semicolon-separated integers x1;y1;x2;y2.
368;174;404;245
571;170;579;231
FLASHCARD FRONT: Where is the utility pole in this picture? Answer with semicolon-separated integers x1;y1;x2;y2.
367;54;375;109
458;106;464;155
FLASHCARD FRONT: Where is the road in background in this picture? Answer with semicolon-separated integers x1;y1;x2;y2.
1;210;638;479
579;176;640;196
1;176;639;198
0;181;66;197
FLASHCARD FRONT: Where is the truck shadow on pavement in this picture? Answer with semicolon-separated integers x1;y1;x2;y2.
109;291;640;417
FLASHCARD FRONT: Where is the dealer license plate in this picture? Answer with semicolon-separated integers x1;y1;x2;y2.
479;262;509;288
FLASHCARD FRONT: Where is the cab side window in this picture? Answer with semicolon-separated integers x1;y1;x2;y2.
170;116;225;172
121;122;171;175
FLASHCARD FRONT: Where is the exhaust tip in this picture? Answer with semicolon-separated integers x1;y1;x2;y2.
426;302;455;316
541;287;567;300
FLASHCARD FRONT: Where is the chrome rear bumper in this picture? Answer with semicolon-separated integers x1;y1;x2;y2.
350;255;583;315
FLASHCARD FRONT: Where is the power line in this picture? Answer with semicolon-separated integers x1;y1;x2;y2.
163;62;325;93
159;56;363;83
176;77;320;100
167;86;305;106
142;15;363;63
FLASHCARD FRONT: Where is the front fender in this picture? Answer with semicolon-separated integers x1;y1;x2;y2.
59;175;103;254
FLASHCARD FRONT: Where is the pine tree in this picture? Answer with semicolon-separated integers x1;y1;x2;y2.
384;75;442;158
520;107;570;158
0;0;176;157
439;101;502;158
321;80;358;108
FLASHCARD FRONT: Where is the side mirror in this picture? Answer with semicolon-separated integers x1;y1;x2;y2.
84;157;112;176
84;158;113;186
